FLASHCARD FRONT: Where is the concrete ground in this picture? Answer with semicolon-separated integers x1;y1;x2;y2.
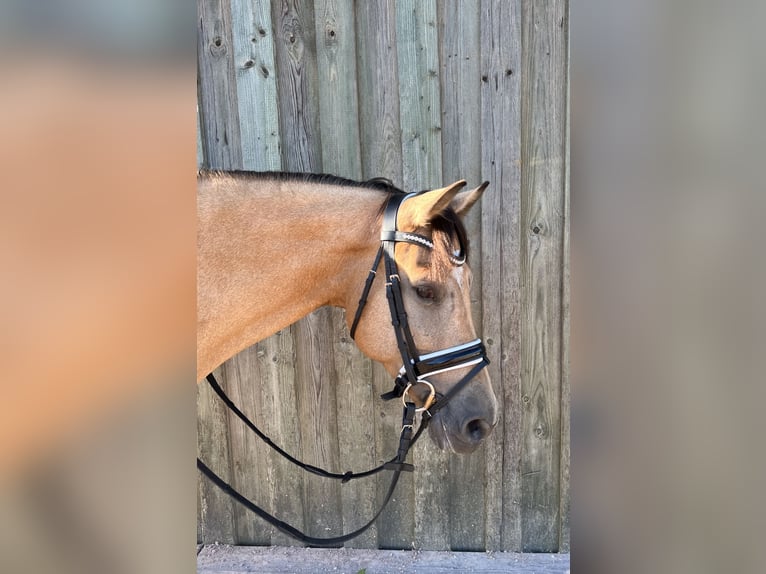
197;544;570;574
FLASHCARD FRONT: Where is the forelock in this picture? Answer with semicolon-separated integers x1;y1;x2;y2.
424;207;469;281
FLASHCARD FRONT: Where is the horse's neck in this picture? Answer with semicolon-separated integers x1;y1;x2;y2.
197;175;381;378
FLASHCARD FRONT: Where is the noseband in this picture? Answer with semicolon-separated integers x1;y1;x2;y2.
349;191;490;418
197;188;490;546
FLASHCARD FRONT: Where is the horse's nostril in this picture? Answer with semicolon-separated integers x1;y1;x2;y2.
464;418;492;443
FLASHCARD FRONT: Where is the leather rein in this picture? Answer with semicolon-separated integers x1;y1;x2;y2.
197;189;489;546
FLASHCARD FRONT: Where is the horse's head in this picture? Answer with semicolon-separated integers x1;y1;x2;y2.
350;180;498;453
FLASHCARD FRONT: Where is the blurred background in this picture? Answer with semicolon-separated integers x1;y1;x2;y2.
0;0;763;573
573;0;766;572
0;0;197;573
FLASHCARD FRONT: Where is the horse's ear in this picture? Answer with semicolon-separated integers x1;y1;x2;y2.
450;181;489;218
399;180;467;228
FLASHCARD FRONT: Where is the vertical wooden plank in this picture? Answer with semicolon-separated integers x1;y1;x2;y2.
231;0;281;170
292;310;344;543
480;0;523;552
355;0;412;550
258;329;305;547
197;0;241;545
438;0;486;551
313;0;378;549
218;0;283;545
272;0;343;545
221;348;272;545
197;490;203;544
397;0;442;187
330;330;377;549
314;0;362;172
218;1;295;545
198;0;243;169
272;0;323;171
558;3;571;553
197;366;236;543
356;0;403;185
519;0;567;552
396;0;449;551
197;104;205;168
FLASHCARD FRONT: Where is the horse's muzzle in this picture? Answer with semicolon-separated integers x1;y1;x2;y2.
430;407;497;453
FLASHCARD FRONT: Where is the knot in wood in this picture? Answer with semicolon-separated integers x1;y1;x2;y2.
210;36;227;57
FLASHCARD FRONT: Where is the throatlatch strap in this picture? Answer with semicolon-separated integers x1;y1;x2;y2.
349;245;384;340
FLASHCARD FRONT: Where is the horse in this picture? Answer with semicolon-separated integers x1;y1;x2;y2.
197;170;498;453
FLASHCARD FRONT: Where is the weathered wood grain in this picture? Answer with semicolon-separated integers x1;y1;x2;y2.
197;104;205;168
231;3;298;537
272;0;322;171
272;0;344;546
198;0;242;169
215;3;286;542
197;0;570;552
313;0;378;549
438;0;486;552
355;0;403;187
231;0;281;170
355;0;414;550
314;0;362;173
198;484;203;544
397;0;442;189
257;329;305;547
197;366;236;543
519;0;568;552
395;0;450;551
480;0;523;552
329;320;377;549
559;4;571;553
197;0;243;546
292;309;344;543
221;347;272;545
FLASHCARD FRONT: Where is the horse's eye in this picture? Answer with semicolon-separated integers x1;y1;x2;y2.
415;285;436;301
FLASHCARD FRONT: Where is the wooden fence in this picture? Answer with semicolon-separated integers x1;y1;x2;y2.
197;0;569;552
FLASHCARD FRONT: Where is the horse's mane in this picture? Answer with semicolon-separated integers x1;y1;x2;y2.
199;169;401;194
198;170;470;270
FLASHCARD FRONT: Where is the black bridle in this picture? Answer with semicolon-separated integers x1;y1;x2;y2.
350;191;489;414
197;189;489;546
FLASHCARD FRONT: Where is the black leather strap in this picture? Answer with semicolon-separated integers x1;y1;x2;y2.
197;377;430;546
349;193;431;342
380;374;409;401
197;457;402;546
416;341;487;376
349;245;384;340
203;372;415;482
425;359;490;417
